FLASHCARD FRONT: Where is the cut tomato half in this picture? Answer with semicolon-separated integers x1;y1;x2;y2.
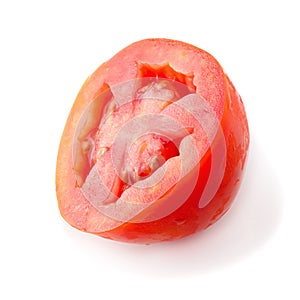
56;38;249;243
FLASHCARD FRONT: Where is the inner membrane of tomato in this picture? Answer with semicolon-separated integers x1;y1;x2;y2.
73;64;199;204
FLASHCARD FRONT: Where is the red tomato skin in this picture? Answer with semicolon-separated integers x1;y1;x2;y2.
56;39;249;244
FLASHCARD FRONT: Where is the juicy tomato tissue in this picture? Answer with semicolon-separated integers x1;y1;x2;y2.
56;38;249;244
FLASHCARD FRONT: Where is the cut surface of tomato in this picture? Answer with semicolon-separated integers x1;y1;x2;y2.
56;39;249;243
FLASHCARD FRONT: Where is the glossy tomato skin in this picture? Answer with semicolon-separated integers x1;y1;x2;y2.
56;39;249;244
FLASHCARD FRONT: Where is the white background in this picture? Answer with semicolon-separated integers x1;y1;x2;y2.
1;0;299;299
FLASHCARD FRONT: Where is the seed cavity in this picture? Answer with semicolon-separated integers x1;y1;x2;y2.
149;155;165;173
74;70;196;194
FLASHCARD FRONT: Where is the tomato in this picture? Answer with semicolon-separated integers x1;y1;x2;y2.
56;38;249;244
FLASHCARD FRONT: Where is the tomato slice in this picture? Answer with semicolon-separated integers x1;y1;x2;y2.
56;39;249;243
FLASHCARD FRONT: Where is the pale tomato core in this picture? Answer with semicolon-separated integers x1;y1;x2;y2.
90;79;193;199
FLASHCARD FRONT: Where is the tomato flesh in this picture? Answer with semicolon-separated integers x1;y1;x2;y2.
56;39;249;243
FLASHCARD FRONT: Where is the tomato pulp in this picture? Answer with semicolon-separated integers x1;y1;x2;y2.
56;39;249;243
